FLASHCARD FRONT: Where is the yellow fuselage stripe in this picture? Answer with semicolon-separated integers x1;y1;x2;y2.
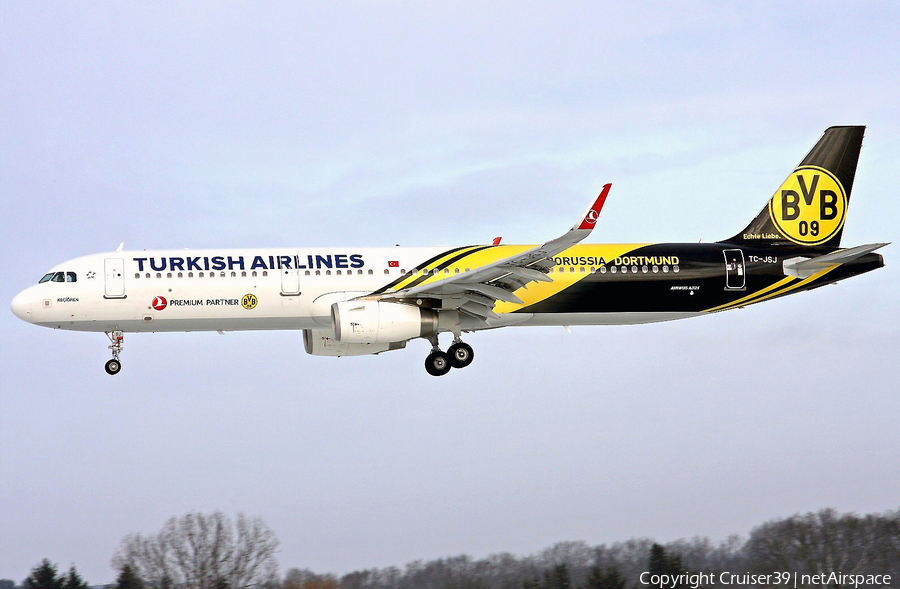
705;277;796;312
707;265;839;313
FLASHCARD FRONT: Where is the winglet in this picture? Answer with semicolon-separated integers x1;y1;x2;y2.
575;184;611;230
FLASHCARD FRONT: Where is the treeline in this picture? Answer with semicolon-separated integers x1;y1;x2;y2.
3;508;899;589
285;508;900;589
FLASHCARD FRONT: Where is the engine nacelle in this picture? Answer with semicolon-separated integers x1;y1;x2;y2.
331;300;438;344
303;329;405;357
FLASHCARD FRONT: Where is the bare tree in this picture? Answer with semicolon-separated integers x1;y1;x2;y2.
745;508;900;586
112;512;279;589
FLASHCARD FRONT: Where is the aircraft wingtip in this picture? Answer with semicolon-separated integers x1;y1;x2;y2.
575;184;611;230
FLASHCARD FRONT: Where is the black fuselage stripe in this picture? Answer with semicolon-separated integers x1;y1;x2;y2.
402;245;495;290
370;246;474;295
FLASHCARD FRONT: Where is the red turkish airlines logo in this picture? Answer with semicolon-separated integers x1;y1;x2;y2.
584;209;599;225
151;296;168;311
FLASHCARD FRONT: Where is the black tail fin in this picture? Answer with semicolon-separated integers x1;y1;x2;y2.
726;126;864;248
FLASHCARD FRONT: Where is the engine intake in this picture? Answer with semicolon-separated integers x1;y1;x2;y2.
332;300;438;344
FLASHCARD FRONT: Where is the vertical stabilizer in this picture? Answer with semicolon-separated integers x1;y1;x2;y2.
726;126;864;248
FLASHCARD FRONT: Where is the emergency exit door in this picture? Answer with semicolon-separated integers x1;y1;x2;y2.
281;268;301;295
723;249;745;291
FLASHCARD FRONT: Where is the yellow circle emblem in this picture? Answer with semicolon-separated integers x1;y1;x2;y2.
241;293;258;310
768;166;846;245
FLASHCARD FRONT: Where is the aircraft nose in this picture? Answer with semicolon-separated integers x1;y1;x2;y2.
11;289;34;322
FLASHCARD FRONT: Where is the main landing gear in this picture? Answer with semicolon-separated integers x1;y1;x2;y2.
105;331;124;375
424;336;474;377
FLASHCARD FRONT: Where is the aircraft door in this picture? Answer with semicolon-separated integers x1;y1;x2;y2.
723;249;746;290
104;258;126;298
281;268;301;296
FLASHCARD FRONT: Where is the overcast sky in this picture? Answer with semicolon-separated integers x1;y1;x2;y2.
2;1;898;584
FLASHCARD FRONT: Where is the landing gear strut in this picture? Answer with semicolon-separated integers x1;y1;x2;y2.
424;335;474;376
105;331;123;375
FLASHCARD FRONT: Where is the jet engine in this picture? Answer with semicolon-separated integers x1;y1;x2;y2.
303;328;405;357
331;300;438;344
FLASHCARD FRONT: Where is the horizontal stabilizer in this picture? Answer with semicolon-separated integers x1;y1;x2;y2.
783;243;888;278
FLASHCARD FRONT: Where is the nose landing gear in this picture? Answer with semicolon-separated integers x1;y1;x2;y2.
424;335;474;376
105;331;123;375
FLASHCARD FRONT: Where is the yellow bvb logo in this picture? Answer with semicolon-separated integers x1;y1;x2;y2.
768;166;847;245
241;293;258;310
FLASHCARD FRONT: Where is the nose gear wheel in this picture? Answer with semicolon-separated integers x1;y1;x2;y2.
105;331;124;375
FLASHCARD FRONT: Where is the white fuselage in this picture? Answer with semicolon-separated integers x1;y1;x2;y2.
10;247;694;334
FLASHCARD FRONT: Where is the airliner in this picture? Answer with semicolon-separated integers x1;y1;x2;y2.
11;126;886;376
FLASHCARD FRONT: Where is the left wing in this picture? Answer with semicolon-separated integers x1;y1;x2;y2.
376;184;611;320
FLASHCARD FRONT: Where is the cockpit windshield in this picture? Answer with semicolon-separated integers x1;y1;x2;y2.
38;271;76;284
